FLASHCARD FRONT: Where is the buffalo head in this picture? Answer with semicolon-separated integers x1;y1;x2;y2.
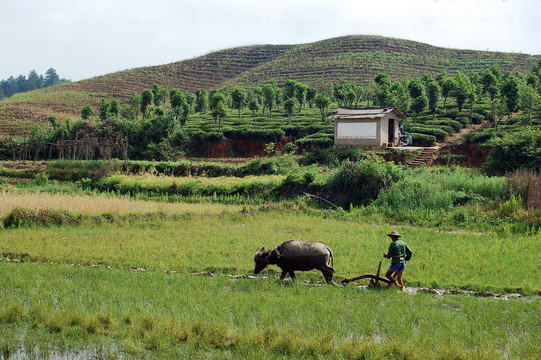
253;247;269;274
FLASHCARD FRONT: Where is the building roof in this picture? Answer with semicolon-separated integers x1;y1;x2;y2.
329;107;407;120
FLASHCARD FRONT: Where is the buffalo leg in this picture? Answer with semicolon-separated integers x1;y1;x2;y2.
319;266;336;284
280;270;287;280
288;270;296;281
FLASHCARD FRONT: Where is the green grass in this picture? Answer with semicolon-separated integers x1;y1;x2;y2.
0;262;539;359
1;212;539;294
0;178;540;358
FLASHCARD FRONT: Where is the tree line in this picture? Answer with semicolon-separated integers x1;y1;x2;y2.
84;60;540;129
5;61;539;162
0;68;70;100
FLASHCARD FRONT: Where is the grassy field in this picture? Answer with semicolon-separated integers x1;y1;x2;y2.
0;159;540;359
1;262;538;359
0;197;540;359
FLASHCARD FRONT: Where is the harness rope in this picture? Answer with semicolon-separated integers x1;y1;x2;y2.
302;193;366;234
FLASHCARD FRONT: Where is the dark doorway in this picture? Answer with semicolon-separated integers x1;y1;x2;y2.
388;119;395;144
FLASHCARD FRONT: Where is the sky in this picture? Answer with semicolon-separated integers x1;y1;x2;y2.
1;0;540;82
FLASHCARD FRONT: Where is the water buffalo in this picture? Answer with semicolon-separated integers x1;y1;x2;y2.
253;240;336;284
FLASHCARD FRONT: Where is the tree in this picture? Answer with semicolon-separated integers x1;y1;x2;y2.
427;81;441;119
453;71;469;112
519;84;539;123
170;89;186;109
248;98;259;126
374;84;391;107
525;71;539;90
374;73;390;87
48;116;57;131
410;95;428;125
353;85;366;108
294;82;307;111
230;85;247;119
283;79;296;101
345;89;356;108
27;70;42;90
314;93;331;122
109;99;120;116
481;70;499;118
252;86;263;105
129;93;142;119
390;81;410;114
408;79;424;98
466;83;478;120
211;93;227;130
440;78;455;110
185;93;195;109
169;89;189;126
99;98;109;121
333;79;353;107
208;89;218;111
262;83;276;118
306;86;317;108
153;84;167;107
81;105;93;120
274;88;282;110
141;89;153;118
194;89;207;117
44;68;59;87
501;75;520;117
283;98;296;125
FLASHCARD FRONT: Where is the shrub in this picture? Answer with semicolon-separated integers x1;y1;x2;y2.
426;120;464;132
336;148;365;162
298;148;339;167
34;172;49;186
2;207;81;228
223;127;285;142
470;113;484;124
328;156;403;206
406;126;448;141
409;133;436;147
483;128;541;175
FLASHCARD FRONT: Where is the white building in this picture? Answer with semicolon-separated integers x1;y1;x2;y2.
330;107;406;147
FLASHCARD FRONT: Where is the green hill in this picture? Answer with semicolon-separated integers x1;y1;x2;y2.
0;35;538;135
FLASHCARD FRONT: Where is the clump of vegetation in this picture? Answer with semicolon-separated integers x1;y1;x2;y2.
328;156;403;206
2;207;82;228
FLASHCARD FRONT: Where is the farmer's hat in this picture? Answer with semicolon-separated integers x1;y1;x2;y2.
387;230;401;238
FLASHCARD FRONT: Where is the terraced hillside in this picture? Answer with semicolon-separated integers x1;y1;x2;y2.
0;35;538;135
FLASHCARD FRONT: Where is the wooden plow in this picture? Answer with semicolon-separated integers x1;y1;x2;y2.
341;260;394;287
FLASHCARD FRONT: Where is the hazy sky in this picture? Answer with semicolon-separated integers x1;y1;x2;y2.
1;0;540;81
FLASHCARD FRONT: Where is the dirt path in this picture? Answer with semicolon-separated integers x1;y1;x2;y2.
435;120;491;148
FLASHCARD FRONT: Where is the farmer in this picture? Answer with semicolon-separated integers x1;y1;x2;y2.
383;230;412;290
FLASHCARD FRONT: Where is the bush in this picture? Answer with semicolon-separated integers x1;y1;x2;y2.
47;160;119;181
223;127;285;142
470;113;484;124
2;207;81;228
409;133;436;147
328;156;403;206
455;116;470;127
406;126;448;141
426;120;464;132
295;133;334;150
483;128;541;175
336;148;365;162
34;172;49;186
298;148;339;167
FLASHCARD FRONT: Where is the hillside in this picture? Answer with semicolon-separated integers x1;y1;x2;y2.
0;35;538;136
